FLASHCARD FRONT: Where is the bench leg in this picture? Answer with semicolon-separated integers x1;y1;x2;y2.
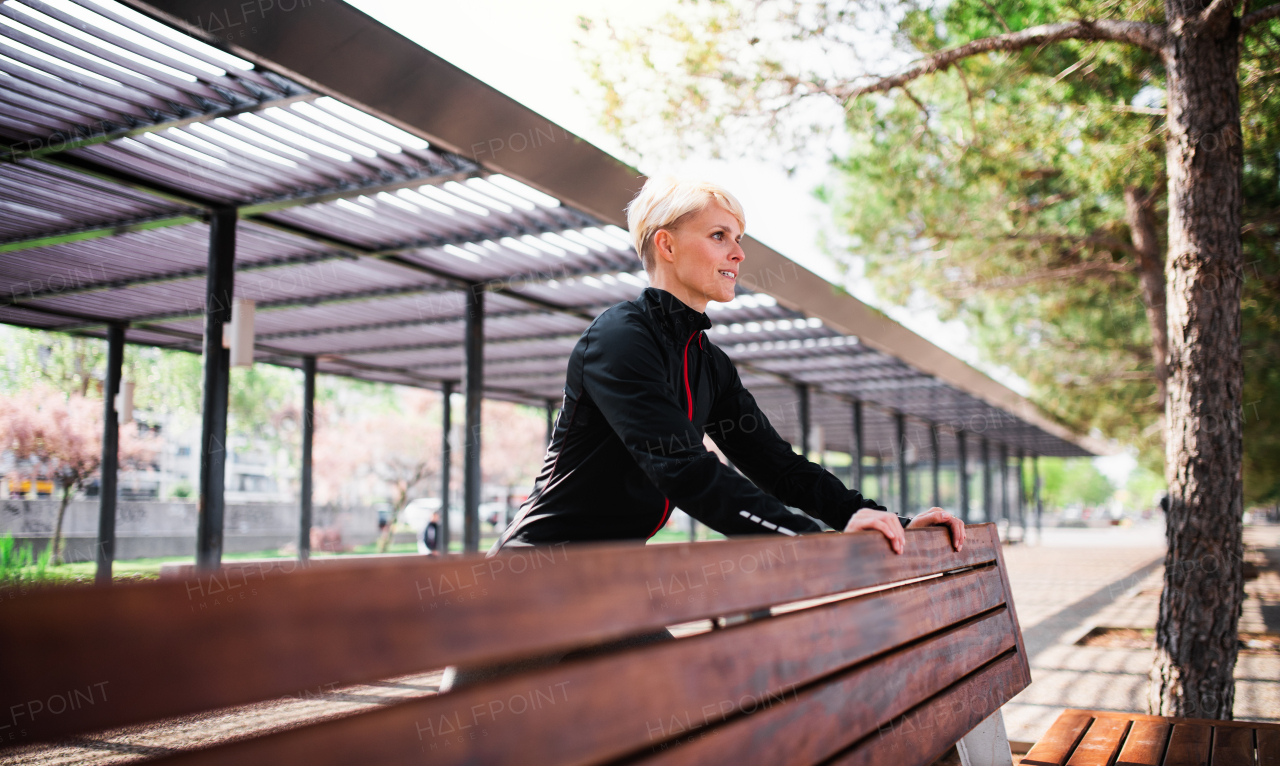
956;710;1014;766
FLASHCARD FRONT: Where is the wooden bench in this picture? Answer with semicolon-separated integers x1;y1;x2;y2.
0;523;1031;765
1023;709;1280;765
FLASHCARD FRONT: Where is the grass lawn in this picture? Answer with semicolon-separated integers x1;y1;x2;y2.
648;527;726;544
4;528;726;586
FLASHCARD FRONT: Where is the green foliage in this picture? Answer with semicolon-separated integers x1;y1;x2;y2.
830;0;1174;464
579;0;1280;503
0;327;105;398
1124;464;1166;508
1038;457;1116;508
0;533;53;585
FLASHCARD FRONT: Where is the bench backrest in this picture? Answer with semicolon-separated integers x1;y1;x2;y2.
0;523;1029;765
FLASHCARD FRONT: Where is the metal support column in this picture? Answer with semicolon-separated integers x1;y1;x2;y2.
896;412;908;516
957;431;970;523
95;323;125;585
1000;443;1010;530
796;383;810;459
463;286;484;553
1016;450;1026;542
299;356;315;563
1034;454;1043;544
440;381;454;554
981;438;991;524
876;455;886;504
196;208;236;572
929;423;941;509
851;400;864;494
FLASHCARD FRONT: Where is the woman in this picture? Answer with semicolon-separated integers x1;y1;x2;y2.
493;176;964;553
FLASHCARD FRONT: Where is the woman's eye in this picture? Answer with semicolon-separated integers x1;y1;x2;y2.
712;232;723;240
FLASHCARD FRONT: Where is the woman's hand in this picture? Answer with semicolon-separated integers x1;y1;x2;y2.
842;509;907;554
906;507;965;552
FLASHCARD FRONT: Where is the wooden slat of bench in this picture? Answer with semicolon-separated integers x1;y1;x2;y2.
637;608;1018;766
1260;727;1280;766
1163;723;1212;766
1114;720;1170;765
1065;716;1130;766
0;525;996;745
1036;711;1280;765
1023;712;1093;766
1211;725;1254;765
827;650;1026;766
142;564;1009;766
991;526;1033;683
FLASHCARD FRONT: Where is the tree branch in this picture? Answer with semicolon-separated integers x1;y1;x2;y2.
1194;0;1242;37
1243;2;1280;29
960;260;1132;293
837;20;1168;101
1007;232;1141;257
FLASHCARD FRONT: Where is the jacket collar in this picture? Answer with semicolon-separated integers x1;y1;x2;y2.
643;287;712;340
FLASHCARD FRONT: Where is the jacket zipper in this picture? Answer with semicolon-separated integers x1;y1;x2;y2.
649;330;700;539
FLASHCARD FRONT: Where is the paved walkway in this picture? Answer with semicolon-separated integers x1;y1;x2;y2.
1001;523;1280;744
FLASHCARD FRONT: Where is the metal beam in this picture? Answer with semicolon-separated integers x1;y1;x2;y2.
0;161;480;260
441;380;454;554
52;259;616;333
462;286;483;553
196;208;235;572
1;247;351;309
0;214;200;255
236;164;477;217
410;350;588;374
958;430;970;523
332;332;582;363
299;355;316;563
255;309;545;342
1;92;317;163
95;323;124;585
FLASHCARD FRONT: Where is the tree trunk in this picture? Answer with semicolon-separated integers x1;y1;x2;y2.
1123;185;1169;405
51;483;72;566
1148;6;1245;720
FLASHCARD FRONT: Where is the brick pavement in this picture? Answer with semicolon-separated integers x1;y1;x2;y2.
1000;523;1280;744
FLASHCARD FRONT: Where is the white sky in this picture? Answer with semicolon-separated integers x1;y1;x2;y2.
348;0;1130;478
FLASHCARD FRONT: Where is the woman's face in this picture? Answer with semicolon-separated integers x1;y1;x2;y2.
653;201;745;311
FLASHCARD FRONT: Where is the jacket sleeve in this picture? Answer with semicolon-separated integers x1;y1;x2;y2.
580;317;824;536
703;353;898;531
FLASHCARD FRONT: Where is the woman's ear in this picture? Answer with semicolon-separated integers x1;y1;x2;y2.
652;228;678;265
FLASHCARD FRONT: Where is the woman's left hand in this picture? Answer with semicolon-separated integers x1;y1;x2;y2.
906;508;965;552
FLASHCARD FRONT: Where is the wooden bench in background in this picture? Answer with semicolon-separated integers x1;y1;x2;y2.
1;523;1030;765
1023;709;1280;765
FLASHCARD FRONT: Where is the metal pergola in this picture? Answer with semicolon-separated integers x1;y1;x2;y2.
0;0;1103;578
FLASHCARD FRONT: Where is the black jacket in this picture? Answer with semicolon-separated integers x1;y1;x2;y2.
494;288;893;549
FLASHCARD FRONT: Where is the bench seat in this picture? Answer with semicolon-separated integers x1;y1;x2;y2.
1023;709;1280;765
1;523;1030;765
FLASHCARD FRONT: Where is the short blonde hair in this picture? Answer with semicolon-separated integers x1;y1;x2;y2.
625;176;746;273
